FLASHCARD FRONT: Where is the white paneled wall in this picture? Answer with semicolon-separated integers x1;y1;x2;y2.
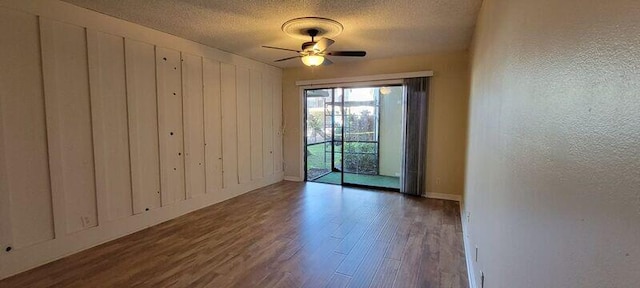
273;76;284;173
0;0;283;279
236;67;252;185
0;8;53;249
203;59;224;194
221;63;239;188
182;53;206;199
263;75;275;176
87;31;133;222
156;47;186;205
125;39;162;214
250;71;264;180
40;18;98;235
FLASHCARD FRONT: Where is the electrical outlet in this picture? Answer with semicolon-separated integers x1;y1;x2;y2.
436;177;441;185
467;212;471;223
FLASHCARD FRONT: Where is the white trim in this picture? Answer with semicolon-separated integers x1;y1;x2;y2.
295;71;433;86
298;86;306;182
423;193;462;202
284;176;303;182
460;201;477;288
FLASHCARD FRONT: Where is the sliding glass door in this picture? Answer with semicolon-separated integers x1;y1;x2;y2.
304;88;333;181
304;86;403;190
341;86;403;189
342;87;381;185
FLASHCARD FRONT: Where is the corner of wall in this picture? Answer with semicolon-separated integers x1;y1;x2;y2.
459;199;477;288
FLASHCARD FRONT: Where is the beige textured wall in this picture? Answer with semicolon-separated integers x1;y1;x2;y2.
283;52;470;196
465;0;640;287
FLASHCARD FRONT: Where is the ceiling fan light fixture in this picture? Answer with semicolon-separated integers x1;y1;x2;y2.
301;55;325;66
263;17;366;67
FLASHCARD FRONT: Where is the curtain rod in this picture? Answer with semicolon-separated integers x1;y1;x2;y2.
295;71;433;86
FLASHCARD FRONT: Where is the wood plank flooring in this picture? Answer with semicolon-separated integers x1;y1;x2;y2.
1;181;469;288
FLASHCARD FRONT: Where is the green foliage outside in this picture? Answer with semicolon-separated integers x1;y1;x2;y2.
307;107;380;178
306;110;326;144
343;142;378;175
343;109;378;174
306;143;329;171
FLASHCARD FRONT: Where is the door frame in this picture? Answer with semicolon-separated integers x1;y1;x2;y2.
301;83;413;190
296;71;434;183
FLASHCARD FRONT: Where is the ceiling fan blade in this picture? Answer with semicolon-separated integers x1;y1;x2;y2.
322;58;333;66
326;51;367;57
274;56;302;62
312;38;335;52
262;45;301;53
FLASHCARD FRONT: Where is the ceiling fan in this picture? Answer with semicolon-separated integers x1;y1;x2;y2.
263;28;366;66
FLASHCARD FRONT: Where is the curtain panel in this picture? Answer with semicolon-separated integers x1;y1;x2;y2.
400;77;430;195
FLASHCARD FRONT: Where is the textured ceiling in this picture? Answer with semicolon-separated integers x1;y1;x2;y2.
62;0;483;68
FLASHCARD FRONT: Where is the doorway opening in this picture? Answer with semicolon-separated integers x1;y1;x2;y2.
304;85;403;190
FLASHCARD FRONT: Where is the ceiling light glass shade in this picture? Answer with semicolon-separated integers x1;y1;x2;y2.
379;86;391;95
301;55;325;66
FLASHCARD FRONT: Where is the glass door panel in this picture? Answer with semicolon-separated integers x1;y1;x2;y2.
342;87;380;186
305;85;403;190
304;88;333;181
342;86;402;189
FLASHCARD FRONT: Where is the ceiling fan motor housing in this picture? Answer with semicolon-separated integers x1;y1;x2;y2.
302;42;316;52
302;29;320;51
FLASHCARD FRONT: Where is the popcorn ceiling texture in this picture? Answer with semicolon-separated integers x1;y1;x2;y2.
61;0;482;67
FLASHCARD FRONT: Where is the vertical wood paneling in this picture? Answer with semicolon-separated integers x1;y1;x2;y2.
249;70;263;180
125;39;161;214
236;66;251;184
272;73;283;173
0;1;286;280
262;73;274;176
40;18;97;234
0;9;53;248
203;59;223;192
181;53;206;198
156;47;186;205
87;31;133;222
220;63;238;188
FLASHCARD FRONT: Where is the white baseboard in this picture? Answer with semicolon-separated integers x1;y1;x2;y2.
284;176;303;182
423;192;462;202
460;201;477;288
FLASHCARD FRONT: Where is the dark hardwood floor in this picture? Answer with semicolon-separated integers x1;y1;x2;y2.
1;181;469;288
